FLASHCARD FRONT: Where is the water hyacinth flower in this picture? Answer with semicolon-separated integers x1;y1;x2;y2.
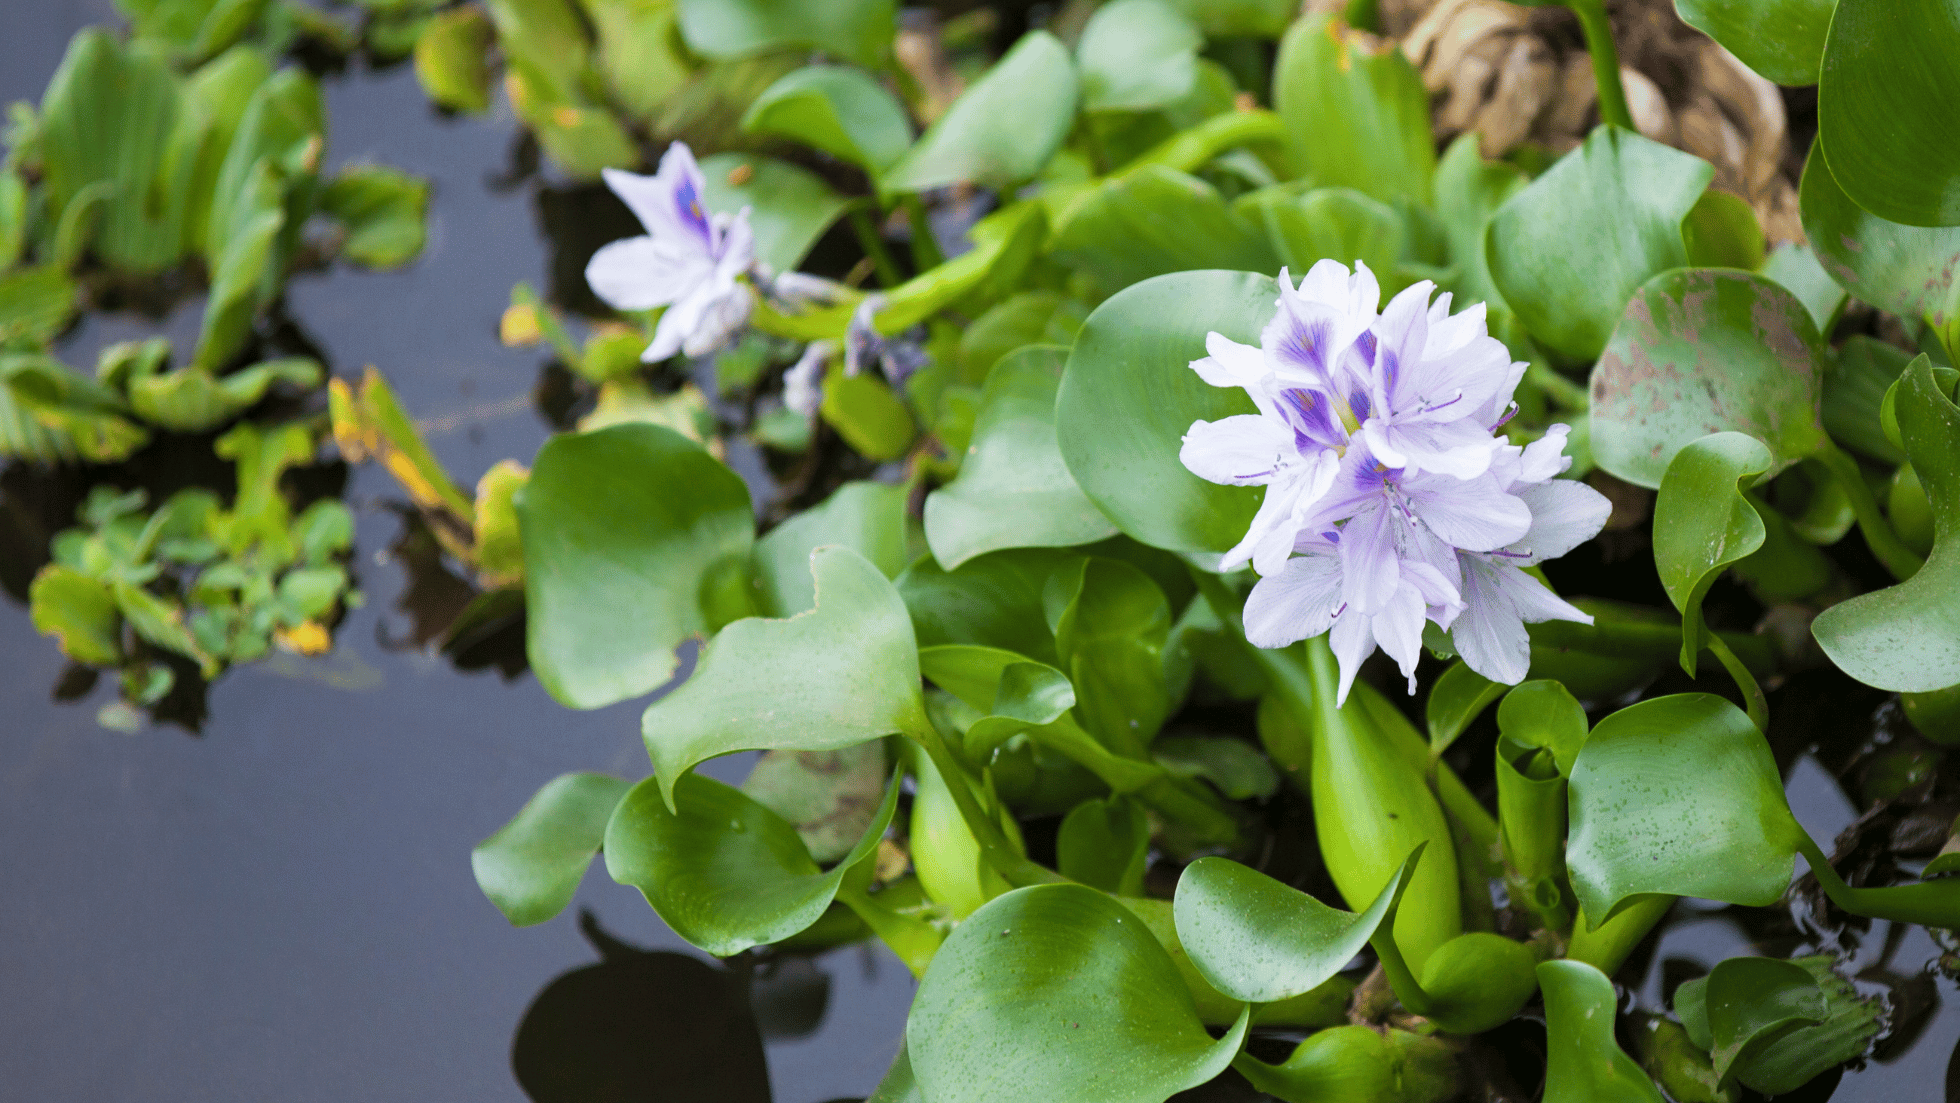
584;142;757;362
1187;263;1608;700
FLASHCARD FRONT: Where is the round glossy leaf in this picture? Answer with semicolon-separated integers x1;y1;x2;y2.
1423;660;1505;759
1701;957;1826;1082
880;32;1078;193
908;883;1250;1103
925;347;1118;569
741;66;912;173
473;773;632;927
1056;270;1268;560
752;480;911;617
699;153;853;276
1799;141;1960;332
1815;357;1960;690
1539;960;1666;1103
741;742;889;864
1249;186;1406;296
1173;849;1418;1005
1819;0;1960;227
1273;14;1433;206
604;769;899;956
1077;0;1201;113
1653;432;1773;668
1048;168;1278;294
1566;694;1806;925
1591;269;1827;489
897;547;1074;663
1760;242;1848;335
1433;133;1526;312
676;0;896;69
1488;126;1712;362
1495;679;1588;776
1048;556;1174;754
641;546;929;806
520;424;754;710
1675;0;1833;86
1058;796;1150;895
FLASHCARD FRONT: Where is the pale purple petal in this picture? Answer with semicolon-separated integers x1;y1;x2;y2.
1404;472;1533;552
1328;608;1376;705
1402;560;1464;628
1423;299;1485;358
1509;479;1612;564
1339;498;1402;613
784;340;830;417
1180;416;1294;486
1244;555;1344;648
1497;565;1592;625
1372;582;1429;694
713;208;757;280
1514;424;1574;486
1192;332;1268;391
585;236;705;311
603;146;713;249
680;282;754;357
1451;558;1532;686
1362;417;1502;479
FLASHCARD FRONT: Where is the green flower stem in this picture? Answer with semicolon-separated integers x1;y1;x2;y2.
1031;710;1248;849
1561;610;1778;677
898;194;944;272
1815;437;1927;582
1565;0;1633;132
1117;109;1285;180
1705;632;1769;733
1796;835;1960;928
1189;568;1499;853
908;717;1062;889
1566;895;1673;976
847;205;903;288
1366;922;1438;1018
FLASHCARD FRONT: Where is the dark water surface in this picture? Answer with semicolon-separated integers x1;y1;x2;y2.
0;6;910;1101
5;4;1960;1102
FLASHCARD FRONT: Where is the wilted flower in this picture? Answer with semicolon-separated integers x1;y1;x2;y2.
783;340;831;418
585;142;757;362
844;296;931;387
1191;263;1605;700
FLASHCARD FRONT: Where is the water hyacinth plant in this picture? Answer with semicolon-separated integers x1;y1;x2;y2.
13;0;1960;1098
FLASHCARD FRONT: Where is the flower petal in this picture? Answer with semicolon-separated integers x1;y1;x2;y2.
1339;498;1402;613
585;236;702;311
1180;415;1294;486
1372;582;1429;694
1328;608;1376;705
1405;473;1532;552
1510;479;1613;564
1244;555;1345;649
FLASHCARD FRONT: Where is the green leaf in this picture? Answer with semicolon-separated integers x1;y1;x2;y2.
1164;0;1294;36
1682;189;1766;270
1818;0;1960;227
1814;356;1960;691
880;31;1078;193
1047;555;1174;754
1056;270;1267;560
519;424;755;710
1273;14;1433;206
472;772;632;927
908;883;1250;1103
1675;955;1884;1096
820;360;917;461
752;480;910;617
1826;336;1911;466
741;742;890;864
126;356;323;433
1076;0;1202;114
1654;432;1773;670
1152;736;1278;801
1539;960;1666;1103
321;165;429;269
741;66;912;172
1592;269;1828;489
1424;660;1505;759
1760;242;1847;335
925;346;1117;569
1247;186;1406;295
699;153;853;275
1496;679;1588;776
1798;140;1960;333
1235;1026;1456;1103
908;735;1017;918
471;459;527;587
412;4;494;113
0;266;81;351
194;160;284;374
584;0;691;124
900;546;1084;663
29;564;122;666
1442;133;1528;317
1174;848;1417;1004
643;546;929;806
1700;958;1826;1083
114;580;216;675
605;768;899;955
676;0;895;69
1674;0;1833;86
1488;126;1712;362
1566;693;1806;926
1049;167;1278;293
1058;795;1150;895
957;292;1087;383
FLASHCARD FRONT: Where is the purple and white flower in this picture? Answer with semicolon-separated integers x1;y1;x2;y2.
1185;263;1608;700
585;142;757;362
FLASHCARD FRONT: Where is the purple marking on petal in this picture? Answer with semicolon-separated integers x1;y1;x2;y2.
674;177;711;241
1278;315;1331;375
1380;347;1401;395
1348;389;1371;423
1322;530;1341;544
1353;330;1377;369
1280;387;1342;450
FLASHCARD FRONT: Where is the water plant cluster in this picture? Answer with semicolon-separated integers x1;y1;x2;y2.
12;0;1960;1099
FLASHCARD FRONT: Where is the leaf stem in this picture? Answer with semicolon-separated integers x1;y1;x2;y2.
1343;0;1381;33
1796;835;1960;928
1566;895;1673;976
907;717;1061;888
898;194;943;272
1525;362;1590;412
847;205;903;288
1565;0;1633;132
1815;437;1925;581
1705;632;1769;733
